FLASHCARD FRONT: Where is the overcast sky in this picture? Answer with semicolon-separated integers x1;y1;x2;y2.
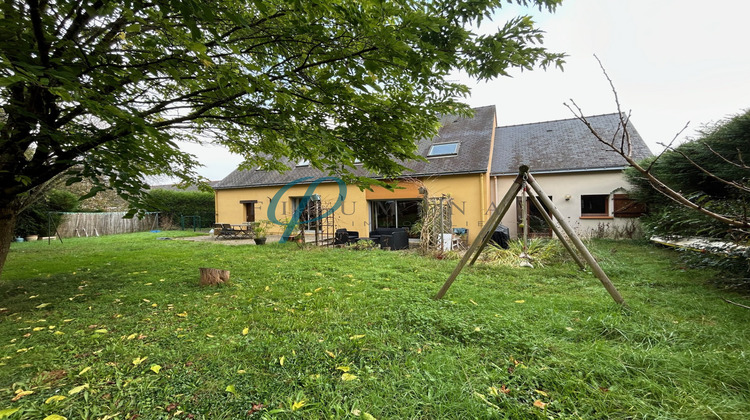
188;0;750;181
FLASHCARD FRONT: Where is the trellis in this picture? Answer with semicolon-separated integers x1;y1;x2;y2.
420;195;453;252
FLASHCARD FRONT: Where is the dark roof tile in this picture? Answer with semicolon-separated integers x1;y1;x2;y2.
214;105;496;189
491;113;652;175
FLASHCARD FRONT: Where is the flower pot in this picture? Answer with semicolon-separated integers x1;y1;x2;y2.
24;235;38;242
15;237;24;242
254;237;267;245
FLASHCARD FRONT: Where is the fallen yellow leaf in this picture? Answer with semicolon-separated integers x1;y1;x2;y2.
68;384;89;395
341;373;358;381
325;350;336;359
279;356;285;366
150;364;162;374
45;395;67;404
93;329;108;334
132;356;147;366
349;335;365;340
242;327;249;336
11;389;33;401
0;408;20;418
514;300;525;304
336;366;350;372
43;415;67;420
78;366;91;376
533;400;547;409
291;400;306;411
36;303;51;309
176;312;187;318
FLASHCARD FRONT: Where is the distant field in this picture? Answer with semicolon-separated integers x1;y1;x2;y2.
1;232;748;419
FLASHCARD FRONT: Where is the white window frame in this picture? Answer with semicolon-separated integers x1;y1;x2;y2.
428;142;460;157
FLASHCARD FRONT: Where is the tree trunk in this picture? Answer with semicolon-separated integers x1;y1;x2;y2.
0;204;19;281
199;267;230;286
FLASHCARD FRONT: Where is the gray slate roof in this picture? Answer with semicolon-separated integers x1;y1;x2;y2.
214;105;496;189
491;113;653;175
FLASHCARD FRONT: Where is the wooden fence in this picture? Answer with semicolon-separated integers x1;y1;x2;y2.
55;212;159;238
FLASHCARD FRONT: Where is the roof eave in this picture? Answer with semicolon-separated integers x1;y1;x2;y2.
490;166;630;176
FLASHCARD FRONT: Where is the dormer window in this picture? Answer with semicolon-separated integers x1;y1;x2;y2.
296;159;310;167
428;142;459;157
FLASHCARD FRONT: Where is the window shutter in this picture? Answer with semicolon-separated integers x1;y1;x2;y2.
613;194;647;218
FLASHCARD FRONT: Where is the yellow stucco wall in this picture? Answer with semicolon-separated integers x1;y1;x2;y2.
214;173;490;243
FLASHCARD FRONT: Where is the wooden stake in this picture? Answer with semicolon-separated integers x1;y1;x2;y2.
435;166;526;299
525;173;626;306
199;267;230;286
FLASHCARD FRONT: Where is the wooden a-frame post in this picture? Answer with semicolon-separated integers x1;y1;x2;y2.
434;166;626;306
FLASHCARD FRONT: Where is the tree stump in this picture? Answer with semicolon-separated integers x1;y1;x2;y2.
199;267;230;286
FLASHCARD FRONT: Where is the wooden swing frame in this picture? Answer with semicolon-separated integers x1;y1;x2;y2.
434;166;626;306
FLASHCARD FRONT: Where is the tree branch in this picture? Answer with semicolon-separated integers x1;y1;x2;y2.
565;58;748;229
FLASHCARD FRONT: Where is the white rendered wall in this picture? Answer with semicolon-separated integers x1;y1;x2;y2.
491;170;639;239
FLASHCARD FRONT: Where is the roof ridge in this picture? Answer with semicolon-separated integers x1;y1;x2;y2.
496;112;622;129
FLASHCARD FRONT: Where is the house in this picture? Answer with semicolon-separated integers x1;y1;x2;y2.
213;107;652;243
490;113;653;239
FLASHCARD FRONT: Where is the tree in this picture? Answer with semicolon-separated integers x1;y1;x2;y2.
0;0;564;277
566;57;749;240
624;111;750;241
143;188;216;228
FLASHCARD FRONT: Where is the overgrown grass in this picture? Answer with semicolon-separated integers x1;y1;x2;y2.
1;233;749;419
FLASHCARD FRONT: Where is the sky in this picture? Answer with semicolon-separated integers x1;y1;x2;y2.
187;0;750;181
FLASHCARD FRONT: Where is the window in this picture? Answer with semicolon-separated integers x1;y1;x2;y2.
581;194;610;217
296;159;310;167
428;142;459;157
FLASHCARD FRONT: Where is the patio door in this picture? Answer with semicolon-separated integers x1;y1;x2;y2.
370;199;421;230
291;197;321;231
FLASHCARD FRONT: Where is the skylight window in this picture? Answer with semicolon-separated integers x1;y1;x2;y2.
428;142;459;157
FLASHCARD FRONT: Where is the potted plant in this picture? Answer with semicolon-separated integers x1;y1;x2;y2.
278;218;303;243
252;221;272;245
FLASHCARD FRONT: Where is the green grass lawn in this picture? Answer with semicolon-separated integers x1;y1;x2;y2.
1;233;749;419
